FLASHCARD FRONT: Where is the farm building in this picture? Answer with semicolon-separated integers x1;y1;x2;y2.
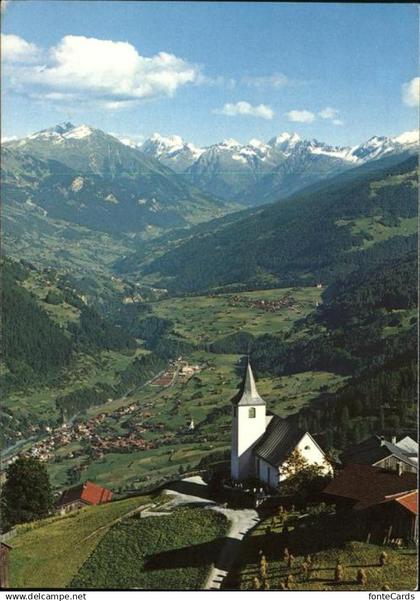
231;361;332;487
57;480;113;514
324;464;418;543
0;542;12;588
340;435;418;474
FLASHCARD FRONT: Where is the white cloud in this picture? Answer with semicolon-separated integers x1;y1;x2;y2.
286;109;315;123
214;101;274;120
110;132;145;147
319;107;343;126
402;77;420;107
1;33;40;62
197;74;236;89
3;34;201;107
243;73;289;88
319;107;338;120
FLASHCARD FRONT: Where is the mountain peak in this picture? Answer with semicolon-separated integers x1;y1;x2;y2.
268;132;301;150
51;122;76;134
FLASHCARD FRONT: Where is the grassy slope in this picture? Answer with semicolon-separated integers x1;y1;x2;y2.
71;507;228;590
151;287;322;343
8;495;150;588
226;511;417;591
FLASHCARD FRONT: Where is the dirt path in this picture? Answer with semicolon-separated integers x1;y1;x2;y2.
163;476;260;590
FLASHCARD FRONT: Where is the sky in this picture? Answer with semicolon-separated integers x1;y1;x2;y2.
1;1;419;147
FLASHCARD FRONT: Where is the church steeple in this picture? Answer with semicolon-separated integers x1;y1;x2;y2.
231;360;265;406
231;360;267;481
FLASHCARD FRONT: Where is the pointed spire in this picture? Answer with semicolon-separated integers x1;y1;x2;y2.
231;360;265;406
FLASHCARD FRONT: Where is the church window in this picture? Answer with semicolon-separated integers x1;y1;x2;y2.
304;445;310;450
248;407;256;418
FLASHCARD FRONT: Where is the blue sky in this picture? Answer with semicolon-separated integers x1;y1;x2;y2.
2;1;418;146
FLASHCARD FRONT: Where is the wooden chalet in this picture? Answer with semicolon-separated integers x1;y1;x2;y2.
324;464;418;543
57;480;113;514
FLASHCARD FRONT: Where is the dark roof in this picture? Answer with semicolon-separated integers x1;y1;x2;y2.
254;416;304;467
324;464;417;510
231;362;265;406
340;435;417;469
58;480;113;507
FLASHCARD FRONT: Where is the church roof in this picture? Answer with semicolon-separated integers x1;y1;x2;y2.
254;416;304;467
231;362;265;406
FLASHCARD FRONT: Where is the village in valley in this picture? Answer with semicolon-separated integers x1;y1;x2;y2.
1;0;418;594
1;358;417;591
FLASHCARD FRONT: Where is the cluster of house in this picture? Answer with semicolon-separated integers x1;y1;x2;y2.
230;362;418;542
227;294;303;313
28;401;174;463
151;358;202;387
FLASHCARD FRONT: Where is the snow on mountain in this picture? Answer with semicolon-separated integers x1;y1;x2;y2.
15;122;94;146
267;132;301;154
140;133;204;172
393;129;419;146
63;124;94;140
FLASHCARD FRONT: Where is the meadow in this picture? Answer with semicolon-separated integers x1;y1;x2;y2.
225;509;417;591
71;507;228;589
8;494;151;588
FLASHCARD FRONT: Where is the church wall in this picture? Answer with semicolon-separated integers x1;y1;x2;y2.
257;457;279;489
279;433;332;482
231;404;266;480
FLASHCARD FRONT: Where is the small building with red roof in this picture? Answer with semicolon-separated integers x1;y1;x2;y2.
324;464;418;543
57;480;113;514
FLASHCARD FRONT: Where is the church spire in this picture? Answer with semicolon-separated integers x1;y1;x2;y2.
231;360;265;406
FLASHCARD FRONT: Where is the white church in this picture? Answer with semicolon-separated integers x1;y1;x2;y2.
231;362;332;488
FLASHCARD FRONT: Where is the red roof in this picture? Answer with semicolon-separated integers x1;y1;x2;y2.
324;464;417;511
58;480;113;507
395;491;418;515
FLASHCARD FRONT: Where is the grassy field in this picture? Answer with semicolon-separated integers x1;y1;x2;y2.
71;507;228;589
225;509;417;591
8;495;151;588
336;216;417;251
151;287;322;343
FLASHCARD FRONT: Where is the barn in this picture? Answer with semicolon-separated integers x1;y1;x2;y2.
324;464;418;543
57;480;113;514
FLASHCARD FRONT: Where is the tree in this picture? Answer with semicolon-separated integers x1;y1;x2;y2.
1;456;53;529
279;449;330;501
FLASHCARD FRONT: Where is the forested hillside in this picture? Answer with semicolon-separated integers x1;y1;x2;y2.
249;249;417;448
137;155;417;293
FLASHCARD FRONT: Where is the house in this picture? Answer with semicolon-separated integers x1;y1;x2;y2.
0;542;12;588
340;435;418;474
57;480;113;514
324;464;418;542
231;362;332;488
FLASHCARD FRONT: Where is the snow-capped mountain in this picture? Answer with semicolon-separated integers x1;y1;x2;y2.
2;123;229;233
6;123;417;208
140;133;204;172
141;129;418;204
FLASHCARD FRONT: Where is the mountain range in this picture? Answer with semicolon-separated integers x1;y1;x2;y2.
139;130;418;204
2;123;230;236
117;153;418;293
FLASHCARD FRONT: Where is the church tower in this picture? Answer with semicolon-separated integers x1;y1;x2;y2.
231;361;266;481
